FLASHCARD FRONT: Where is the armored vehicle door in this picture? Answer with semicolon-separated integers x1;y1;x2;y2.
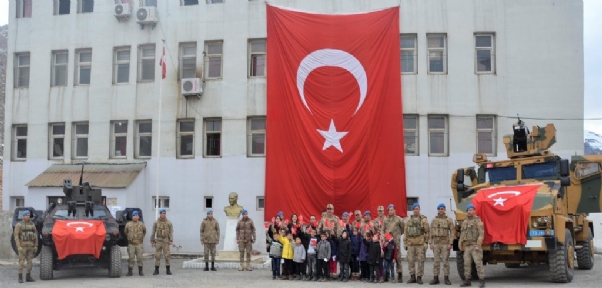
115;208;144;247
573;159;602;214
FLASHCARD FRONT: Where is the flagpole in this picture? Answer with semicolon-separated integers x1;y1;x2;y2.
155;39;165;220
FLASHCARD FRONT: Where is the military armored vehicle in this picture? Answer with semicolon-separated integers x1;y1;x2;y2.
451;120;601;283
11;164;143;280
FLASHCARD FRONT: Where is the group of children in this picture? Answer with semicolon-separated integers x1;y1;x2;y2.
266;214;398;283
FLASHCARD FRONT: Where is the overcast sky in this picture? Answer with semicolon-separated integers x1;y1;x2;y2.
0;0;600;133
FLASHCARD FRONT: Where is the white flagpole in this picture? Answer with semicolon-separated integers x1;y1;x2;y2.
155;39;165;220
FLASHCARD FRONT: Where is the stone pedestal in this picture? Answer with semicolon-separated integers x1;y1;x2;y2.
220;216;240;259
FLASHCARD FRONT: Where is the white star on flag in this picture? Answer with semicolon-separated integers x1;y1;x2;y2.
317;119;348;153
493;197;507;206
75;227;85;232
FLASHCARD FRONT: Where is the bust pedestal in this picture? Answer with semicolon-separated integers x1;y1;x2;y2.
219;216;240;259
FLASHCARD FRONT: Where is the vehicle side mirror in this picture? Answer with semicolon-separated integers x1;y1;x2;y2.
456;169;465;191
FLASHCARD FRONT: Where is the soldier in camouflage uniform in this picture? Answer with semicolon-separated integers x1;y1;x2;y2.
318;204;341;235
429;203;455;285
381;204;405;283
360;210;372;233
125;210;146;276
459;204;485;288
236;209;256;271
404;202;429;284
201;210;220;271
150;209;174;275
14;210;38;283
373;206;386;235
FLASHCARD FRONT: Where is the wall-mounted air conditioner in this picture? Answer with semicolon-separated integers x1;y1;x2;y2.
181;78;203;99
114;4;131;20
136;7;158;29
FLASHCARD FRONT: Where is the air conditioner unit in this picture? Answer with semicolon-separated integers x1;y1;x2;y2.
114;3;131;20
136;7;158;27
181;78;203;98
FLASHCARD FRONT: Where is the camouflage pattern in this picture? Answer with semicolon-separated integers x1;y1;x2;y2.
463;244;484;280
125;220;146;268
458;216;484;248
154;242;170;266
403;215;429;245
14;220;38;274
407;245;425;276
382;214;404;273
430;215;454;277
318;215;341;235
128;244;144;268
200;217;220;244
204;244;216;262
151;218;173;266
18;247;35;274
432;244;450;276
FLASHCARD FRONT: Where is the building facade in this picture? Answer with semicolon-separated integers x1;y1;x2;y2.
3;0;587;253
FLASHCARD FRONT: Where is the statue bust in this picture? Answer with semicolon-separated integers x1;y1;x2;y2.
224;192;244;217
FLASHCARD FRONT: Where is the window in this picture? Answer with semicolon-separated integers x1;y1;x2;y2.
145;0;157;6
136;121;152;158
13;125;27;160
406;197;419;211
73;122;89;159
475;33;495;73
204;119;221;157
177;119;195;158
111;121;128;158
55;0;71;15
428;115;448;156
52;50;68;86
247;117;266;156
179;43;196;80
205;41;223;79
77;0;93;13
427;34;447;74
477;115;496;155
114;47;130;84
204;196;213;209
10;197;25;210
403;114;418;156
14;52;30;88
206;0;224;3
16;0;33;18
49;123;65;159
138;44;156;82
257;196;265;211
183;0;199;5
248;39;266;77
153;196;170;209
75;49;92;85
400;34;417;74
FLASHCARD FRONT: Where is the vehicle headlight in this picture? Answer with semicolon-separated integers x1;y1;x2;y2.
543;216;549;223
537;217;543;222
533;222;538;228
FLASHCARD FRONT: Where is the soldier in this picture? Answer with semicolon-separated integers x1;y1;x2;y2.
124;210;147;276
360;210;372;233
200;210;220;271
381;204;405;283
429;203;455;285
404;202;429;284
352;210;363;230
150;209;174;275
236;209;256;271
373;206;386;234
459;204;485;288
317;204;340;235
14;210;38;283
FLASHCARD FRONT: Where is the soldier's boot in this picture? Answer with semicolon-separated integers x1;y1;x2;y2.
166;266;172;275
407;274;417;284
417;276;423;284
18;274;23;283
444;276;451;285
139;266;144;276
397;273;403;283
246;261;253;271
126;267;133;276
204;262;209;271
459;280;471;287
26;273;35;282
478;280;485;288
429;276;439;285
211;262;217;271
238;261;244;271
153;266;159;275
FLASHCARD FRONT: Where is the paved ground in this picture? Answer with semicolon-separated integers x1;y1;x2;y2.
0;256;601;288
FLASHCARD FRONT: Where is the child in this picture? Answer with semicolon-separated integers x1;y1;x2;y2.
366;233;382;283
350;227;362;280
327;230;338;279
337;230;352;282
304;228;319;281
383;232;396;283
293;236;307;280
276;229;294;280
267;229;282;280
316;233;331;282
359;231;370;282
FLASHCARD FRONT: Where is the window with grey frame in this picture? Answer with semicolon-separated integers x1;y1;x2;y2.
205;41;223;79
206;0;224;4
400;34;417;74
179;43;197;80
73;122;89;159
75;49;92;85
111;121;128;158
145;0;157;6
15;52;30;88
477;116;496;155
182;0;199;5
428;115;448;156
52;50;68;86
427;34;447;74
403;114;418;155
54;0;71;15
114;47;130;84
138;45;156;82
475;34;495;73
205;119;221;157
50;123;66;159
136;121;152;158
248;117;266;156
16;0;33;18
249;39;266;77
77;0;93;13
406;197;419;211
13;125;28;160
177;120;195;158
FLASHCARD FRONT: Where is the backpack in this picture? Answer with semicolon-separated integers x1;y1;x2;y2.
270;242;283;258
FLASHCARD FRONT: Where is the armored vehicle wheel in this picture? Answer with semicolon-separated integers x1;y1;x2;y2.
549;228;574;283
456;251;478;280
40;246;53;280
576;228;594;270
108;245;122;278
505;263;521;268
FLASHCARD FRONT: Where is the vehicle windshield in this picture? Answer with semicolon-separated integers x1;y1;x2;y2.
485;166;517;183
522;162;558;180
52;208;109;220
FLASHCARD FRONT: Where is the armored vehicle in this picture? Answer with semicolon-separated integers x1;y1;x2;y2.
11;164;143;280
451;120;601;283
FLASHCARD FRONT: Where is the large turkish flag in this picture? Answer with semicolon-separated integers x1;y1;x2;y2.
265;5;406;220
471;184;541;245
52;220;106;259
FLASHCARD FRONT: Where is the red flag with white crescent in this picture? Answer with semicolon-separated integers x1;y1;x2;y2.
158;45;166;79
52;220;106;259
265;4;406;221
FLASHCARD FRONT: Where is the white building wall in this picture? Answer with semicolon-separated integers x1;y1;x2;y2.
3;0;587;253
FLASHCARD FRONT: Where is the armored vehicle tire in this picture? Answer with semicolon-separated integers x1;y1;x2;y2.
505;263;521;268
40;246;53;280
108;245;122;278
10;233;42;258
549;228;574;283
576;228;595;270
456;251;478;280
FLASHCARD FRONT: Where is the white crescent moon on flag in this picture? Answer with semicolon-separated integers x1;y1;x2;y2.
66;222;94;227
296;49;368;115
487;191;521;198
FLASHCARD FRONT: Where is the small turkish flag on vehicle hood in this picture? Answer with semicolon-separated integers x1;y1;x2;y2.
52;220;106;259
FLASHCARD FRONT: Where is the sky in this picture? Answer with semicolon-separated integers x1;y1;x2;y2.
0;0;600;134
